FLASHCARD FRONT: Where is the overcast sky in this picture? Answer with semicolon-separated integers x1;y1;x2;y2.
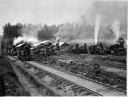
0;0;127;35
0;0;94;35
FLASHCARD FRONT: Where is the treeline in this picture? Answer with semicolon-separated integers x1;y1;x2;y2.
1;23;59;49
38;24;59;40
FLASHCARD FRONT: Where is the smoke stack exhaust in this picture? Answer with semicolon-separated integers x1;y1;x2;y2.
94;14;101;45
111;20;120;43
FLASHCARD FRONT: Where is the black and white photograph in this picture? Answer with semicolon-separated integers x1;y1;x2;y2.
0;0;127;96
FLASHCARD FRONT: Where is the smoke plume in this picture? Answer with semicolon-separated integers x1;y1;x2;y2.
111;20;121;43
13;24;42;45
55;1;127;45
13;36;23;45
55;23;78;42
21;25;41;43
94;14;101;44
82;1;127;44
13;24;58;45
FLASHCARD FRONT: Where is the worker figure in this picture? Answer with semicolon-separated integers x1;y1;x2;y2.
93;63;101;76
56;42;60;51
56;40;60;55
69;61;78;73
75;44;79;54
46;46;50;56
84;43;88;53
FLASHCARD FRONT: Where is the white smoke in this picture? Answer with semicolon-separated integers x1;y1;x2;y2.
94;14;101;44
13;24;42;45
55;23;77;42
111;20;121;43
54;1;127;45
13;36;23;45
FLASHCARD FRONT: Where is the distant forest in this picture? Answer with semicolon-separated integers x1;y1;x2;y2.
1;23;60;49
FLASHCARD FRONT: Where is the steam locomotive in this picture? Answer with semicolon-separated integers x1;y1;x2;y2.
71;43;88;54
32;41;57;56
67;37;126;56
12;42;31;61
2;42;31;61
89;37;126;56
7;37;126;62
88;43;104;55
107;37;126;56
18;43;31;60
9;40;58;61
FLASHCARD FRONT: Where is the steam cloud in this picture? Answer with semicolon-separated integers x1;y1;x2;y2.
21;25;41;43
13;24;57;45
55;23;78;42
94;15;101;44
111;20;121;43
13;1;127;46
13;36;23;45
55;1;127;45
13;24;42;45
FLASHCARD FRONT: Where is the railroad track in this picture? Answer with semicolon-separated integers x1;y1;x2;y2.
7;56;102;96
33;56;126;90
36;60;126;91
8;56;126;96
49;55;126;79
8;59;58;96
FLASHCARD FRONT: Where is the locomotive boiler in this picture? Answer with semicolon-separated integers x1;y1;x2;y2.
88;43;104;55
108;37;126;56
88;37;126;56
15;42;31;61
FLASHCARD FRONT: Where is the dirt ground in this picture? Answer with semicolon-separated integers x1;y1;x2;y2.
31;53;126;90
0;56;30;96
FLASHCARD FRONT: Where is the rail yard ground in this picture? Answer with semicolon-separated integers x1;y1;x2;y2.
3;52;126;96
32;53;126;90
0;56;30;96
